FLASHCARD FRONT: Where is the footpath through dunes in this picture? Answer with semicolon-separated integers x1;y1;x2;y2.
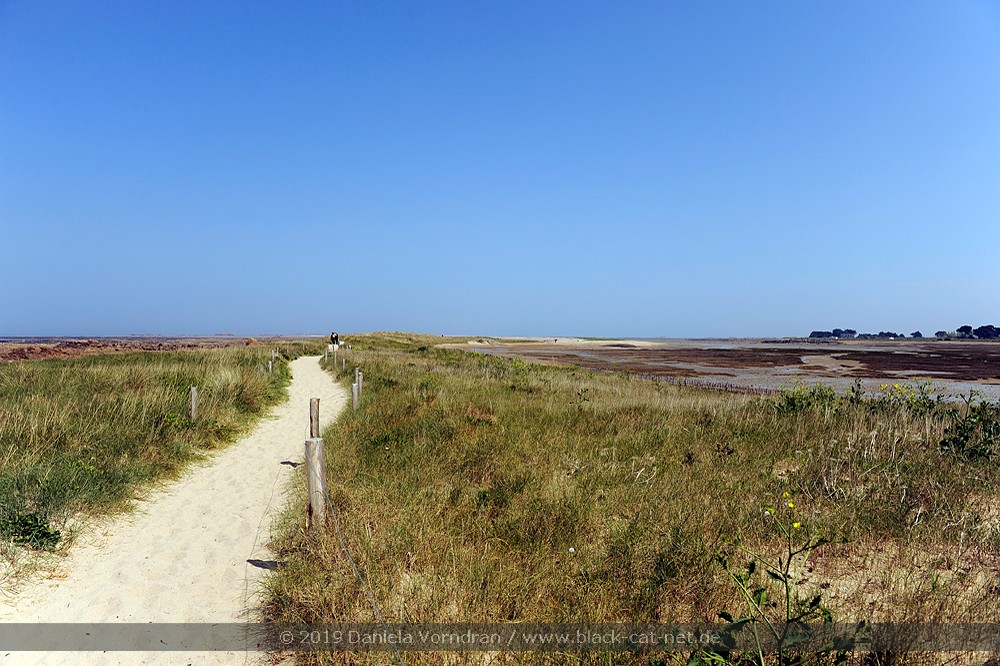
1;356;348;665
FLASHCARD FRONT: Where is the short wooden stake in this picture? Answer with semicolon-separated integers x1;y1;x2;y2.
352;382;359;410
309;398;320;438
324;348;328;361
342;358;345;370
189;386;199;421
268;359;273;374
358;370;364;397
304;437;327;533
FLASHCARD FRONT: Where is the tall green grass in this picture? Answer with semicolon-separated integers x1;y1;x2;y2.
265;334;999;664
0;341;322;551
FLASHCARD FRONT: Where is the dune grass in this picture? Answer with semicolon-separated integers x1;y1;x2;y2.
0;340;324;555
264;333;999;664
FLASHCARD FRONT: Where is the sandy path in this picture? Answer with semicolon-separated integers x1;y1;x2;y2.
1;356;346;665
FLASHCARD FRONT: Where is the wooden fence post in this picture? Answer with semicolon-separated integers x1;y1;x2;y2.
189;386;199;421
268;359;273;374
310;398;320;438
358;370;364;398
352;382;359;410
304;437;327;533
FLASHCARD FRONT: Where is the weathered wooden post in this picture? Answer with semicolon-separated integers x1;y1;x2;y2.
309;398;320;438
304;437;327;533
358;370;364;398
268;359;273;374
189;386;199;421
352;382;359;410
342;358;346;370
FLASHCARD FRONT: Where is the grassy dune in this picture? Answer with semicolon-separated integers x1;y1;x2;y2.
266;333;999;665
0;341;323;555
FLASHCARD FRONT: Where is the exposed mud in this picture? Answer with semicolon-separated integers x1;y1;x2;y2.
456;338;1000;400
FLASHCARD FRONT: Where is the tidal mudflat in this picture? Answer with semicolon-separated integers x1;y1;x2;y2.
456;337;1000;400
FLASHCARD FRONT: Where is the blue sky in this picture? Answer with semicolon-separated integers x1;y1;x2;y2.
2;1;998;337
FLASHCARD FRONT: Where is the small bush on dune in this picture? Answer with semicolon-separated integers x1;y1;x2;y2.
0;512;61;551
939;393;1000;461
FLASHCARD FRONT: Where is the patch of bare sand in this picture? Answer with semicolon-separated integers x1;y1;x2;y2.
0;356;347;665
799;353;867;376
803;538;1000;624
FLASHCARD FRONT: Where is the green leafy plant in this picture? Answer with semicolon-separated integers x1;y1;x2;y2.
0;512;61;551
848;379;865;406
777;384;839;416
158;411;193;432
875;381;939;417
939;391;1000;461
695;493;849;666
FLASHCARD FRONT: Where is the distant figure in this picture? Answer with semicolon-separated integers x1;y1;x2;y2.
330;332;340;346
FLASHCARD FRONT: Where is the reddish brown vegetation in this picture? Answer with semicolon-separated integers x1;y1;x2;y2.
0;338;243;362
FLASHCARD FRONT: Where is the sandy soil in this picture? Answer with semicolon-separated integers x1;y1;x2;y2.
0;356;347;665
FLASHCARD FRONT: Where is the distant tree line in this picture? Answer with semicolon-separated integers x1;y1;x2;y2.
808;324;999;340
937;324;1000;340
808;329;856;339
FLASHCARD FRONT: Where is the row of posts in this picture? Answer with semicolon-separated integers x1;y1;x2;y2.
307;355;367;533
324;345;348;372
324;344;339;366
325;343;361;410
188;347;358;420
188;348;363;534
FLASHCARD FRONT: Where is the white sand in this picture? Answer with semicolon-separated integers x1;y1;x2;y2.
1;356;347;665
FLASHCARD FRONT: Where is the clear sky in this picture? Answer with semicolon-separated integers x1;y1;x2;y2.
2;1;998;338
